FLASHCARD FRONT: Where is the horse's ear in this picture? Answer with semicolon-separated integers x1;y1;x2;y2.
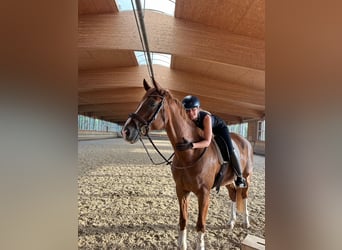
143;79;151;91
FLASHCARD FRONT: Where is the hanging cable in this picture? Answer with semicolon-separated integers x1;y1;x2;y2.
131;0;155;81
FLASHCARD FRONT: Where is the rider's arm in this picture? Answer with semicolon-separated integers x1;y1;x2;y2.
192;114;212;149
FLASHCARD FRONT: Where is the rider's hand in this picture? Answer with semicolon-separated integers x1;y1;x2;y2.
175;138;193;151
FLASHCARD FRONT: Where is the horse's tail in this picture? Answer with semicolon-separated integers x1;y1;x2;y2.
236;188;244;213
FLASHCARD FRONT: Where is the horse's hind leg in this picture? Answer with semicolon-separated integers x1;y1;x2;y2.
226;184;237;229
242;198;250;228
241;185;250;228
176;187;190;250
227;184;251;229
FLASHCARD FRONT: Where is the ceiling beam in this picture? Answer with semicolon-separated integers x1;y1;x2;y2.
78;11;264;70
79;66;264;107
78;0;119;15
78;98;262;117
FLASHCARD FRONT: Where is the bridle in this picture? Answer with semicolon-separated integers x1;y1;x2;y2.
128;93;174;165
129;94;165;137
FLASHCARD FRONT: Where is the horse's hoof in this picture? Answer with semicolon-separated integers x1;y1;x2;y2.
229;221;235;230
244;218;250;229
196;245;205;250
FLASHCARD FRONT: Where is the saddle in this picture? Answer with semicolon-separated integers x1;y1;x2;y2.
212;135;231;193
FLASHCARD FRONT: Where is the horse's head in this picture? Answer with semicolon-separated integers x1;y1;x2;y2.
121;79;167;144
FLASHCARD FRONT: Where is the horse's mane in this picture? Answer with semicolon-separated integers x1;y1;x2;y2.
174;98;192;121
163;89;191;122
163;89;203;139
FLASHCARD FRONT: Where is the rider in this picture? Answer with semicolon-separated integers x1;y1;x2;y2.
175;95;247;189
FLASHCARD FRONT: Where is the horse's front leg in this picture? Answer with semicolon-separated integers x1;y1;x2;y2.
176;187;190;250
195;187;210;250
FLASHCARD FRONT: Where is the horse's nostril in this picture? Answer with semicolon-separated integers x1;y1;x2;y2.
124;128;130;137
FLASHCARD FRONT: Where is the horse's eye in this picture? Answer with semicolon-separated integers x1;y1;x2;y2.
148;99;157;108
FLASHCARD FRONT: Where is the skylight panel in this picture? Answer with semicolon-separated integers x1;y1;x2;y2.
116;0;175;16
134;51;171;67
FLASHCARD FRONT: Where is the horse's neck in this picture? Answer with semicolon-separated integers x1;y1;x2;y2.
164;101;199;145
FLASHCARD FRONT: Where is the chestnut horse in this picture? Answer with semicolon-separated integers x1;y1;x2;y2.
122;79;253;250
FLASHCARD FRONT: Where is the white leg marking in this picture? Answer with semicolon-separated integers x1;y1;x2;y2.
178;229;187;250
243;198;250;228
196;231;205;250
229;201;237;229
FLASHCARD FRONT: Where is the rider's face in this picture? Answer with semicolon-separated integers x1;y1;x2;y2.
186;107;199;121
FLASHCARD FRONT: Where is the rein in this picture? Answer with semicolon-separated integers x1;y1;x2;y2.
131;0;155;80
171;147;208;170
139;135;174;165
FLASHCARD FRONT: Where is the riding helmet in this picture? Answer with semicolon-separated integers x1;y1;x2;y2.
182;95;200;109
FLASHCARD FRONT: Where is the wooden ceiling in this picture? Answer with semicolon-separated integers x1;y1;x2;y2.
78;0;265;125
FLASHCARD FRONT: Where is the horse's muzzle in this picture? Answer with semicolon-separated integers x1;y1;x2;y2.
122;120;140;144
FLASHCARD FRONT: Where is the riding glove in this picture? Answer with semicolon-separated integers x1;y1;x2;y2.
175;141;193;151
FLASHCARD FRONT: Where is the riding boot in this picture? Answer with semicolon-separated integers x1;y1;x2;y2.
230;150;247;188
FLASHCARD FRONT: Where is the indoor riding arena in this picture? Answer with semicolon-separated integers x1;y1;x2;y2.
78;0;265;249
